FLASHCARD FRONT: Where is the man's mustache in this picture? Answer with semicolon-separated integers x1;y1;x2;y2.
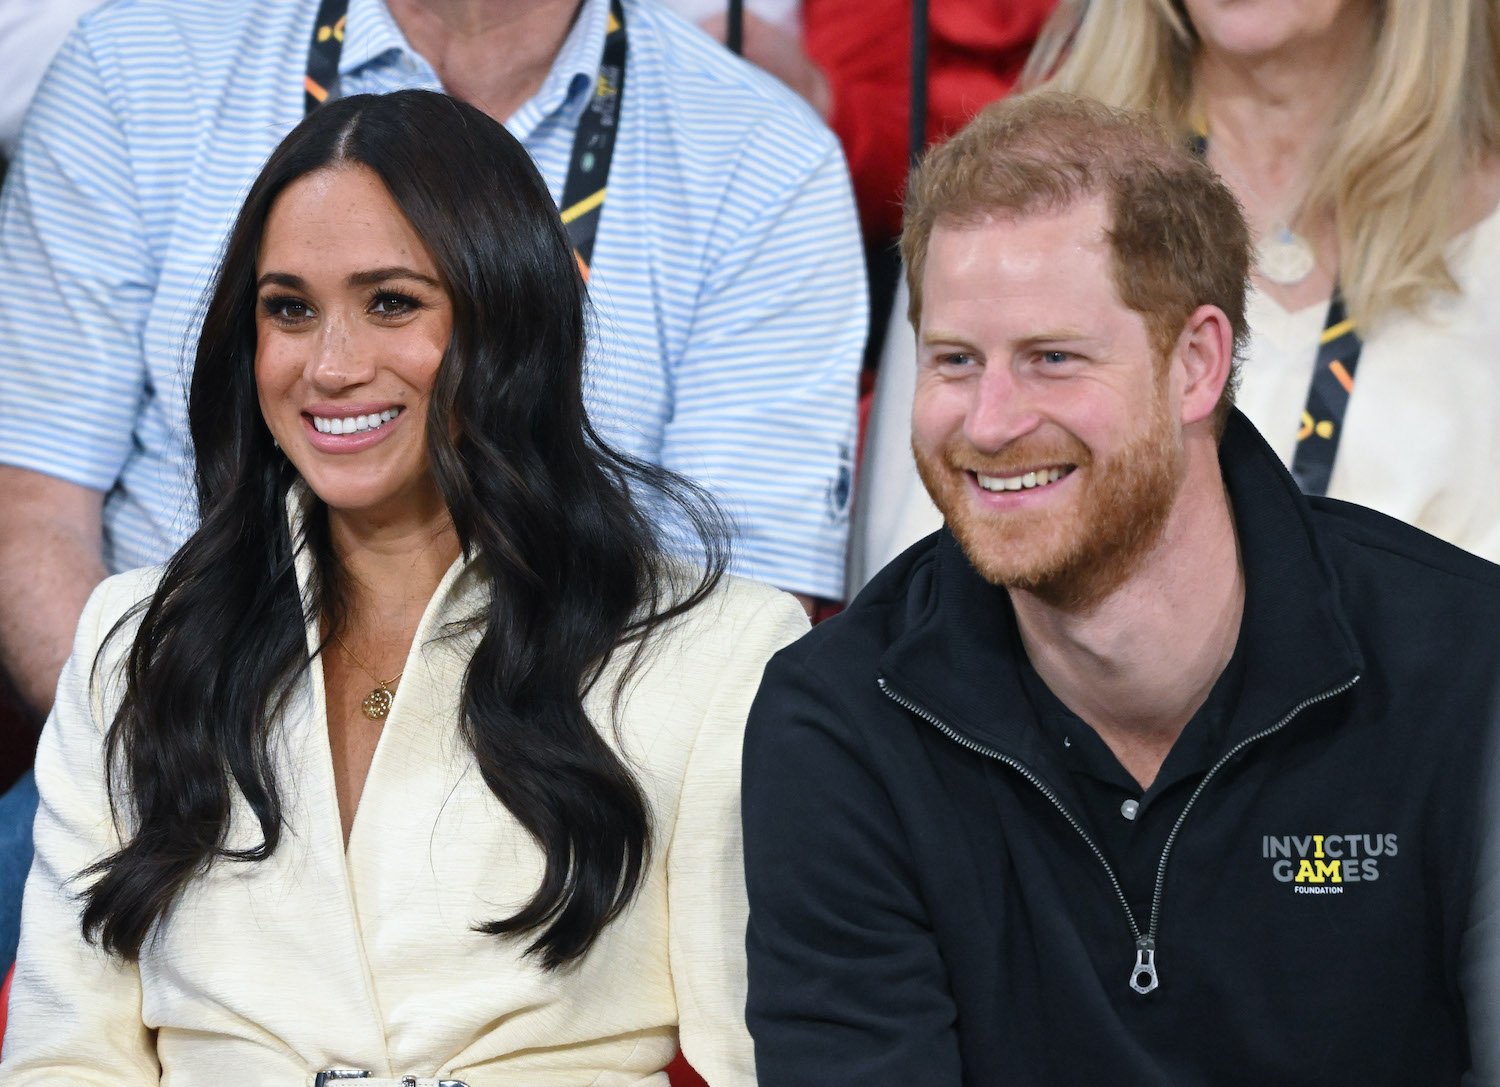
940;434;1093;477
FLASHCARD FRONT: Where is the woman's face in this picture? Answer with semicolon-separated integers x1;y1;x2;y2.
1181;0;1373;62
254;164;453;528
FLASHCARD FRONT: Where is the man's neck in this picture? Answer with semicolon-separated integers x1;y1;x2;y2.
1012;442;1244;790
386;0;585;123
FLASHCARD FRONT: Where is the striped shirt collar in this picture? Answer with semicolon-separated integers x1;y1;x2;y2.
343;0;606;133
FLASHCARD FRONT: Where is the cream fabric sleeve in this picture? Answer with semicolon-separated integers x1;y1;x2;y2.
1;571;161;1084
666;586;809;1087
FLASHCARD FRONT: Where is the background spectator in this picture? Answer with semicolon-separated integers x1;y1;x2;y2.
0;0;108;965
854;0;1500;589
676;0;1054;366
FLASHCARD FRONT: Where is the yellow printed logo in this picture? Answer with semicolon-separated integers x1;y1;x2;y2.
1264;833;1398;895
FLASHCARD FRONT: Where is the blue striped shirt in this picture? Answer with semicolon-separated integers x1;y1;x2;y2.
0;0;865;597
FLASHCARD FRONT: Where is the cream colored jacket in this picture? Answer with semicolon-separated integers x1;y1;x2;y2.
2;553;806;1086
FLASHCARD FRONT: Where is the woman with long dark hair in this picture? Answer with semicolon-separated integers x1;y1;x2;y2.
1;90;805;1085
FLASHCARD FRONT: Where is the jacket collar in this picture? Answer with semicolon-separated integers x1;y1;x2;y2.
878;410;1364;760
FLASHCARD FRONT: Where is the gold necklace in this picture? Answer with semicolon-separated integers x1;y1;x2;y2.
334;631;403;720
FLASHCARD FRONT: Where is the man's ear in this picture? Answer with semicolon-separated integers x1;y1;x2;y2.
1173;304;1234;427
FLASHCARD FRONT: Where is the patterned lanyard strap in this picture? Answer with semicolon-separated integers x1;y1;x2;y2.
1188;132;1364;497
304;0;626;276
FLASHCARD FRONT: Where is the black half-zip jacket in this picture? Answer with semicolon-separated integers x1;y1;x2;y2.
743;411;1500;1086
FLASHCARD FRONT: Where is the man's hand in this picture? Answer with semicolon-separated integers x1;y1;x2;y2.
698;11;831;119
0;467;107;716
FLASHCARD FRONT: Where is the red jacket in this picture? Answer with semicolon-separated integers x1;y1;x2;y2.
804;0;1056;240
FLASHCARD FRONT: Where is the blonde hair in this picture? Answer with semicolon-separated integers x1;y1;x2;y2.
1026;0;1500;330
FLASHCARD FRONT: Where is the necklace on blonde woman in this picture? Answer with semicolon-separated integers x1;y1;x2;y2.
334;631;402;720
1194;124;1318;286
1254;222;1318;286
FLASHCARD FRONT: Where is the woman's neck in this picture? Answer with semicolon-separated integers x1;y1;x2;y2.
385;0;583;123
1188;0;1374;182
1192;18;1372;187
1192;20;1374;311
328;504;462;633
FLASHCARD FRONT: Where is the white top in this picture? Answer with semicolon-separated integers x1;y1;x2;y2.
850;207;1500;592
1236;202;1500;562
847;279;939;594
3;552;808;1084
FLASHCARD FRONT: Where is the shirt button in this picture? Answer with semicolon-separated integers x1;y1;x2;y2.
1120;799;1140;821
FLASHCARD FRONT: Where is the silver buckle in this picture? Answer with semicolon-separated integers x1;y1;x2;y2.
312;1070;467;1087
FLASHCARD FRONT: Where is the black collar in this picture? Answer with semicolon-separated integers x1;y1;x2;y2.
878;410;1364;760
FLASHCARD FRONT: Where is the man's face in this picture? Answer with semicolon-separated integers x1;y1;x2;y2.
911;198;1186;609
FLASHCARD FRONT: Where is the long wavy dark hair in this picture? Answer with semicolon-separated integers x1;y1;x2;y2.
80;90;728;968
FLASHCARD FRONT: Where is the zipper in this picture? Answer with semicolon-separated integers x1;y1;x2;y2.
877;671;1360;996
876;677;1148;985
1143;674;1361;952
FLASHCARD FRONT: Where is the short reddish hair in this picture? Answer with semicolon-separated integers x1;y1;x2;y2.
901;92;1251;434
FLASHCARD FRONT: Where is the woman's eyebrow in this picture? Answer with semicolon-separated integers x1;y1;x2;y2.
255;271;305;289
253;267;442;290
346;266;442;288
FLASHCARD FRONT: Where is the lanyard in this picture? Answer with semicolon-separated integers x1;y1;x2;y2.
1188;133;1363;497
304;0;626;276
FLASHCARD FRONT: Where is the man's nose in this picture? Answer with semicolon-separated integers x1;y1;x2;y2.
963;364;1040;452
306;316;374;391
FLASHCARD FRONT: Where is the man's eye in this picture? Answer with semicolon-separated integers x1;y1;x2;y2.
370;291;419;318
940;352;975;367
1041;350;1071;364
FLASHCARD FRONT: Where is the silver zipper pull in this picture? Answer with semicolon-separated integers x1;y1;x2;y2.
1130;938;1159;994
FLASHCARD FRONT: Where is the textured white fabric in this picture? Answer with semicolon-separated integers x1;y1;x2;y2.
4;554;807;1085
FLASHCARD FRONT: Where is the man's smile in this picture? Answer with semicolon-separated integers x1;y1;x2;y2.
973;465;1075;493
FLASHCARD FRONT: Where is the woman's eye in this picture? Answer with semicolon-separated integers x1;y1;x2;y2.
370;291;419;318
260;295;312;323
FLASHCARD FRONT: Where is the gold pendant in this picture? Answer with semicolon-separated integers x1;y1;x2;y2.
362;685;393;720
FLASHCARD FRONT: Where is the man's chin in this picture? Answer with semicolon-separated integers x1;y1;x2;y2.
947;517;1075;588
964;547;1130;612
946;506;1155;611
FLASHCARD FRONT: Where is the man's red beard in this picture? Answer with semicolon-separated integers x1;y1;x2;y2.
914;394;1184;611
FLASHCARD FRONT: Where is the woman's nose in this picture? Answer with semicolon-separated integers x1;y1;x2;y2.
305;315;374;391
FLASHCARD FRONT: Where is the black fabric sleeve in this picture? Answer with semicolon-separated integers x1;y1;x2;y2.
742;651;962;1085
